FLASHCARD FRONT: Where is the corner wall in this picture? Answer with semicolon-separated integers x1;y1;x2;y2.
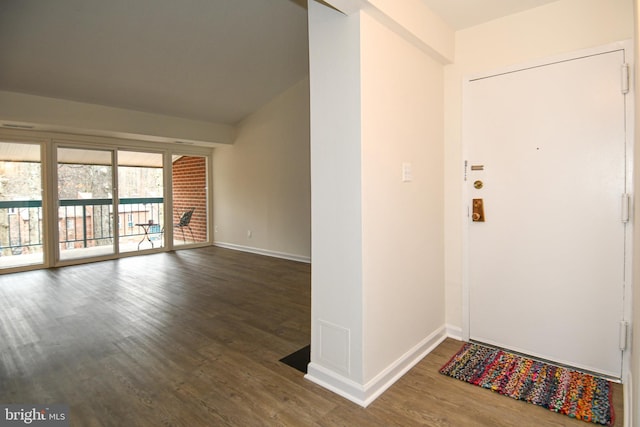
212;78;311;262
307;0;449;406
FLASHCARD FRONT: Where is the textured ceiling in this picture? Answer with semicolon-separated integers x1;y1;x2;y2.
421;0;561;30
0;0;309;125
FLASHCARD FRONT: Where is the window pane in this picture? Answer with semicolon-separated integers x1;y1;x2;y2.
57;147;114;261
0;141;43;268
117;151;164;253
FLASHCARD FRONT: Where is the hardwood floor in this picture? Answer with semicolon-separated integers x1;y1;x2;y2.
0;247;623;426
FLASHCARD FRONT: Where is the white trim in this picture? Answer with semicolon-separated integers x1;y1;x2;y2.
305;363;366;406
621;37;636;394
214;241;311;263
465;40;632;82
445;324;463;341
624;371;632;427
305;326;447;407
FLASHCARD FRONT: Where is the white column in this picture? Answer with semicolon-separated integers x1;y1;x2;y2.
307;0;449;407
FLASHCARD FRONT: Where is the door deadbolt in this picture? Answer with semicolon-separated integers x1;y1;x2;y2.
472;199;485;222
473;180;483;189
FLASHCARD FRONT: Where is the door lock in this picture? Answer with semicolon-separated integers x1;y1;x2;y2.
472;199;485;222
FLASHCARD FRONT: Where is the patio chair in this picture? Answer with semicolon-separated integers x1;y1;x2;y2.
174;207;196;243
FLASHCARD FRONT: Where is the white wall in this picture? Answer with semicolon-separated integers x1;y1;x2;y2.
307;0;365;392
360;12;444;381
0;90;234;145
213;78;311;262
444;0;634;333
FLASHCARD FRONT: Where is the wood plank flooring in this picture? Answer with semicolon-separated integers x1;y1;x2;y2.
0;247;623;426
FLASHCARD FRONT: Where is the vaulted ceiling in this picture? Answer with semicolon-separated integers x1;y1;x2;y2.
0;0;561;126
0;0;309;125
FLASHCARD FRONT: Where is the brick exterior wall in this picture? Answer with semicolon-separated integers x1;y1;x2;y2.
172;156;207;242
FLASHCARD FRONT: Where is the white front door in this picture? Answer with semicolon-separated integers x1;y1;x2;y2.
465;45;630;379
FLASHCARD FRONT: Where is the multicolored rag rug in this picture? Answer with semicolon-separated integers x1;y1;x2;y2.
439;343;615;426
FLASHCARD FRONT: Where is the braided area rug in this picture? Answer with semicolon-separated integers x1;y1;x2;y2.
439;343;614;426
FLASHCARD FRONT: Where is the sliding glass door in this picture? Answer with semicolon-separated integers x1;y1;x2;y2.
0;130;212;271
57;147;115;261
0;141;44;269
117;150;164;253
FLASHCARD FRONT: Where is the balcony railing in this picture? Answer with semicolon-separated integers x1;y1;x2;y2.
0;197;164;257
0;200;42;255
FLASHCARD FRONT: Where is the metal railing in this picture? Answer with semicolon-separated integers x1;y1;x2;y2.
0;197;164;256
0;200;42;255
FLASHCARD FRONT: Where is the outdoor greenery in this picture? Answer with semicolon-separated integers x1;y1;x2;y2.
0;161;41;201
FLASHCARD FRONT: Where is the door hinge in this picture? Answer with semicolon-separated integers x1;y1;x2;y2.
621;63;630;94
621;193;630;223
619;321;628;350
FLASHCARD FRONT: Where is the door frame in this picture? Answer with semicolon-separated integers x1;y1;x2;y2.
461;40;634;380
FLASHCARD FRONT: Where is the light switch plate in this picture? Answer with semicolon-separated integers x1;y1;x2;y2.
402;162;412;182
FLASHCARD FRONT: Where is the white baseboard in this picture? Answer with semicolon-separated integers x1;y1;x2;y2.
305;363;368;406
213;241;311;263
445;324;463;341
305;325;448;407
